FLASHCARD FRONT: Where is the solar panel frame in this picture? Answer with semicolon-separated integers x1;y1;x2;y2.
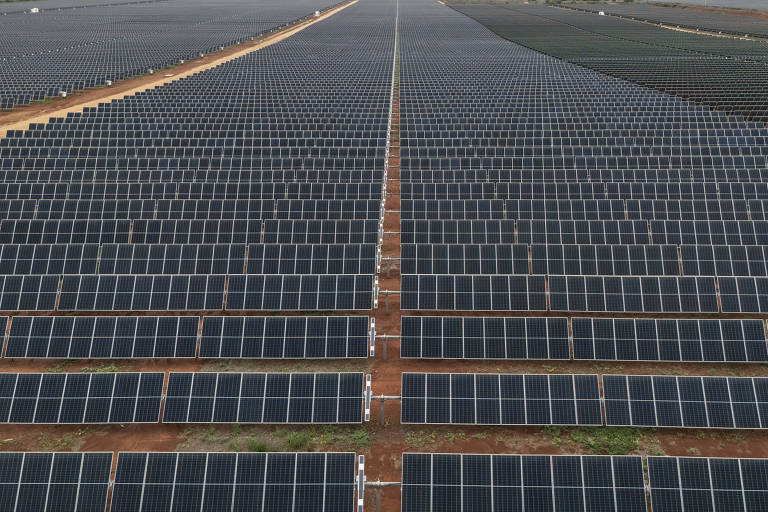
198;316;371;359
400;275;546;311
400;316;569;360
226;274;374;311
603;374;768;429
401;453;647;512
5;316;199;359
401;373;602;426
111;451;357;512
0;452;113;512
0;372;164;424
573;318;768;363
163;372;365;424
648;456;768;512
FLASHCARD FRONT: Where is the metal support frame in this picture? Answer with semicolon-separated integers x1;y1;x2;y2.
369;318;376;357
356;455;366;512
364;375;372;422
372;394;401;425
379;289;400;312
375;335;399;360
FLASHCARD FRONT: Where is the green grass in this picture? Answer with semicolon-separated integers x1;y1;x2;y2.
543;426;646;455
80;363;121;373
247;438;270;452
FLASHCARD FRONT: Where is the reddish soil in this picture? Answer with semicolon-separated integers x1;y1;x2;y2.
651;2;768;20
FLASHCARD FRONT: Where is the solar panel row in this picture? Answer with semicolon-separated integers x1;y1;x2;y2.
401;274;768;312
403;243;768;277
401;317;768;363
402;454;768;512
0;182;384;201
401;373;603;426
400;168;768;183
163;372;365;424
402;181;768;200
604;375;768;429
0;274;375;311
0;243;378;275
0;372;365;424
0;452;113;512
402;199;768;221
111;452;357;512
0;451;357;512
402;219;768;245
401;454;647;512
402;373;768;429
0;218;382;245
0;198;382;220
3;316;371;359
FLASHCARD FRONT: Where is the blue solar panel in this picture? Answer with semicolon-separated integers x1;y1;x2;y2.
401;373;602;425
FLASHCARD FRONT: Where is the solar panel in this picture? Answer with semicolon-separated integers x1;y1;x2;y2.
648;457;768;512
681;245;768;277
0;275;58;310
573;318;768;363
131;219;262;244
0;452;112;512
58;274;226;311
5;316;198;359
401;244;528;274
0;372;163;423
226;275;374;311
0;244;99;275
111;452;356;512
531;244;680;276
401;453;647;512
263;219;381;245
400;316;569;359
163;372;365;423
650;220;768;246
98;244;246;275
517;220;651;245
246;244;378;274
718;277;768;313
603;375;768;428
0;219;131;244
549;275;719;313
400;275;546;311
400;220;515;244
401;200;505;220
199;316;371;359
401;373;602;425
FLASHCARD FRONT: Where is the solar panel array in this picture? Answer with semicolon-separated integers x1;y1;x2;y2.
401;373;603;426
0;371;365;425
163;372;365;424
0;450;358;512
648;456;768;512
0;372;164;424
2;315;372;359
401;454;647;512
401;317;768;363
571;3;768;38
112;452;357;512
0;0;341;108
454;4;768;122
402;372;768;430
604;374;768;429
0;452;113;512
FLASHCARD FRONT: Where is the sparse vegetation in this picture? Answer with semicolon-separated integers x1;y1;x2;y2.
80;363;121;373
405;431;437;448
543;426;647;455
